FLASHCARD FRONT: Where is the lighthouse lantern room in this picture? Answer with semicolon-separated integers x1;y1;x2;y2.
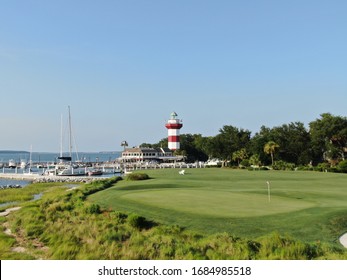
165;112;183;150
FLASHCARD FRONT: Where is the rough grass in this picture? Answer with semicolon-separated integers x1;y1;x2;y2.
89;169;347;245
0;183;53;204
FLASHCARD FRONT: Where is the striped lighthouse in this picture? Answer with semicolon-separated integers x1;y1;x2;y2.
165;112;183;150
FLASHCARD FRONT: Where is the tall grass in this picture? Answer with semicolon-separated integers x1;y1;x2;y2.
0;183;53;204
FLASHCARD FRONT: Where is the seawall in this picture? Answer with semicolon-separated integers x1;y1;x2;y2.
0;173;108;184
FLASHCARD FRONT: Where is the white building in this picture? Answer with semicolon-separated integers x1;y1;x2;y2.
120;147;183;162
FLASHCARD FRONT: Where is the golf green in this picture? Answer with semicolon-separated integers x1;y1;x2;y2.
121;189;315;217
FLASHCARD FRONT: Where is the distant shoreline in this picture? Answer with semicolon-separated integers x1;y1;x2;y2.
0;150;29;154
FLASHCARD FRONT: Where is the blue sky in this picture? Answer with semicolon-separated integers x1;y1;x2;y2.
1;0;346;152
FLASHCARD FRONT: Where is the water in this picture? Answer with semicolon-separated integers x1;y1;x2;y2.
0;179;30;187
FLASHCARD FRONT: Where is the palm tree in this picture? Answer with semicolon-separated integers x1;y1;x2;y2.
121;140;128;151
232;148;248;166
264;141;279;166
249;154;261;167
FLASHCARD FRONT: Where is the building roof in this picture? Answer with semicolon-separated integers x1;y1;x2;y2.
123;147;172;154
160;147;172;153
123;147;142;153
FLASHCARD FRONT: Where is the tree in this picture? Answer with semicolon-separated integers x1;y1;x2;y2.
177;134;208;162
249;123;312;165
194;135;215;160
264;141;279;166
249;154;261;166
214;125;251;163
269;122;312;165
121;140;128;151
248;126;272;165
232;148;248;166
309;113;347;163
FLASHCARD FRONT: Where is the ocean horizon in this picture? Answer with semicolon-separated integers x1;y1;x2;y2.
0;150;122;164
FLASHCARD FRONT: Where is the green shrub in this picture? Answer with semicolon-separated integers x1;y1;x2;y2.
329;167;339;173
316;162;331;172
337;160;347;173
127;214;147;229
112;211;128;223
297;165;314;171
273;160;296;171
240;159;250;167
84;203;101;214
126;173;150;181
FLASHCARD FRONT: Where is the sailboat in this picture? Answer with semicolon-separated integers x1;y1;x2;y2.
45;106;86;176
57;106;86;176
23;145;34;175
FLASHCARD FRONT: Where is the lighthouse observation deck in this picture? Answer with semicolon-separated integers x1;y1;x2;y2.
165;112;183;128
165;121;183;129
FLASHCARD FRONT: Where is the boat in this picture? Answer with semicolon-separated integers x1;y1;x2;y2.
45;106;86;176
8;159;16;168
43;162;58;175
57;107;86;176
87;169;103;176
20;159;28;169
57;165;86;176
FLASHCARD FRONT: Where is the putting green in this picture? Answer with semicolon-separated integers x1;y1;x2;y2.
120;189;316;217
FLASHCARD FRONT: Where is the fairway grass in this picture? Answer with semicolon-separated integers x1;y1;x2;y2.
89;169;347;245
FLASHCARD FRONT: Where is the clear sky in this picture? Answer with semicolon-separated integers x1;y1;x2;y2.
1;0;346;152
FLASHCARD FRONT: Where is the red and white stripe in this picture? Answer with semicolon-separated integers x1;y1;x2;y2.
165;117;183;150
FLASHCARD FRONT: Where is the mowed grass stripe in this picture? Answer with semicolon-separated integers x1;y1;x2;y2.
89;169;347;243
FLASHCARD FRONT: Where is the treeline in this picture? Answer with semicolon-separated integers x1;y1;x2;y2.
142;113;347;170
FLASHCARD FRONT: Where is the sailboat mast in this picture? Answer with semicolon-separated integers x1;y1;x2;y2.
29;144;32;172
68;106;72;158
60;114;63;158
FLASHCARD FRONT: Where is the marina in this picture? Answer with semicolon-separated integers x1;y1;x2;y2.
0;151;119;186
0;157;206;186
